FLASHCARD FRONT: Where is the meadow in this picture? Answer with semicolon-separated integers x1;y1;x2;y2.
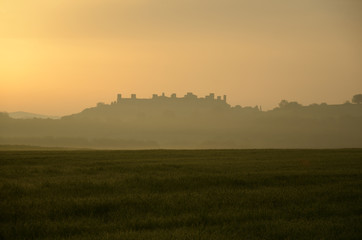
0;149;361;240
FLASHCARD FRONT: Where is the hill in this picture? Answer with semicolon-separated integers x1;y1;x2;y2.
8;111;60;119
0;145;80;151
1;95;362;149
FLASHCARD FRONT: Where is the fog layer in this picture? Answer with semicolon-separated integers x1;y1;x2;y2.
1;94;362;149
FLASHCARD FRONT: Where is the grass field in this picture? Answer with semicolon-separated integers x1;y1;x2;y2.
0;149;361;240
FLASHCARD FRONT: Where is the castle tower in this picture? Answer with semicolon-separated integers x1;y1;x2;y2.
117;94;122;103
185;92;197;99
223;95;227;102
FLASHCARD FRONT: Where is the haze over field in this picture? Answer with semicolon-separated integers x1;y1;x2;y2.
1;93;362;149
1;0;362;116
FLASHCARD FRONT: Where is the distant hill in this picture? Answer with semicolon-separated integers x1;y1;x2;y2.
9;111;60;119
0;145;73;151
1;97;362;149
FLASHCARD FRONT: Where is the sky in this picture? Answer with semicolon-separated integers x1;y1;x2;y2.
1;0;361;116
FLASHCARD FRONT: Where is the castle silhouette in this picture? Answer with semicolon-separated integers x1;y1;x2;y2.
112;92;229;106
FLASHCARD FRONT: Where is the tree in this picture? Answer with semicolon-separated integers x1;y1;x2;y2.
97;102;106;107
0;112;10;119
352;94;362;104
278;100;302;109
278;100;289;108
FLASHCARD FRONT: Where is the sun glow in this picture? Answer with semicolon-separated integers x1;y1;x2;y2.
1;0;361;115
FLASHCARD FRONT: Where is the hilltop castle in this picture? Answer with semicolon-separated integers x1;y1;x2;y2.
115;92;228;104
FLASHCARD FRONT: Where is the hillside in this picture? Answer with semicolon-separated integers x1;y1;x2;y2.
1;99;362;149
8;111;60;119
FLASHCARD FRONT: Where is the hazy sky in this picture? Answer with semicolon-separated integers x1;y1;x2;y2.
1;0;361;115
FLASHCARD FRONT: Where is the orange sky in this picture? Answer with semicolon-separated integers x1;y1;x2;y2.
1;0;361;116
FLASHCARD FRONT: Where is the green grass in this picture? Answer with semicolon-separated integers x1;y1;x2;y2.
0;149;361;240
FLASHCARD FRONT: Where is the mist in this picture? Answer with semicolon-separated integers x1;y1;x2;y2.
1;93;362;149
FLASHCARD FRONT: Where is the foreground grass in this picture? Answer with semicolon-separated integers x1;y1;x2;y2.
0;149;361;240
